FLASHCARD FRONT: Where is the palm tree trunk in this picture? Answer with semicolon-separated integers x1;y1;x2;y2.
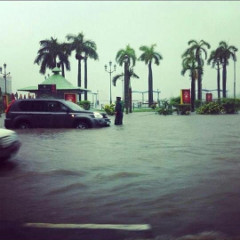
78;59;82;101
53;56;57;68
197;53;202;101
124;61;129;114
61;63;65;77
222;61;227;98
148;62;153;107
217;64;221;100
191;74;195;112
197;68;202;101
129;87;132;113
84;57;88;101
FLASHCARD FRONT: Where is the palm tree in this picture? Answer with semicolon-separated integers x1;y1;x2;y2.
115;44;137;114
112;68;139;113
181;52;199;112
34;37;70;76
66;32;98;100
217;41;238;98
83;46;99;100
57;43;71;77
182;40;210;101
139;44;163;107
207;49;222;100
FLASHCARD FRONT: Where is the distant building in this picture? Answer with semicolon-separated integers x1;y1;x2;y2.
0;75;12;94
18;67;89;103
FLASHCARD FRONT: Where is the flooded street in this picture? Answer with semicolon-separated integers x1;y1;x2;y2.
1;112;240;239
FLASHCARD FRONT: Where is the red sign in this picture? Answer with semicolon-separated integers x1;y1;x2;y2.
181;89;191;104
64;93;77;103
206;93;212;102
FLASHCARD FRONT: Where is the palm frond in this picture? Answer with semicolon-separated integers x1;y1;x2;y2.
139;44;162;65
112;73;124;86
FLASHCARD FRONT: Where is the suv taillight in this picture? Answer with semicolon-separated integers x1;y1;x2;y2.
5;101;14;114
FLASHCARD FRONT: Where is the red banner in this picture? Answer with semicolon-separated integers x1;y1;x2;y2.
206;93;212;102
64;93;77;103
181;89;191;104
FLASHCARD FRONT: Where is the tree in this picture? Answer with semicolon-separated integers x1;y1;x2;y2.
139;44;163;107
83;45;99;100
112;68;139;113
57;43;71;77
115;44;137;114
34;37;70;76
182;40;210;101
207;49;222;100
181;52;199;112
66;32;98;100
217;41;238;98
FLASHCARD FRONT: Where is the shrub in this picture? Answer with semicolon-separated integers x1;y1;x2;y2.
104;104;115;115
151;102;157;109
194;100;202;108
78;100;91;110
196;102;224;114
157;99;173;115
157;107;173;115
221;98;239;114
169;96;180;107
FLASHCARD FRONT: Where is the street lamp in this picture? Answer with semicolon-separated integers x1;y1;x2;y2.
105;61;116;104
0;63;11;94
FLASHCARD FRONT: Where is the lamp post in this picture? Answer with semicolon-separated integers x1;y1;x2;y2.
0;63;10;94
105;61;116;104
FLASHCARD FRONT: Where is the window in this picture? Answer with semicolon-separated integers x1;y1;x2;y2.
19;101;45;112
47;101;67;112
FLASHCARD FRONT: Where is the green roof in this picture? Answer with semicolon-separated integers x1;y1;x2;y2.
18;68;89;92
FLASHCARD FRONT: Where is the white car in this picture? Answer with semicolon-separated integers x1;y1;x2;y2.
0;128;21;160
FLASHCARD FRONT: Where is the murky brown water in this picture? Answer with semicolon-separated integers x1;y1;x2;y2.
1;112;240;239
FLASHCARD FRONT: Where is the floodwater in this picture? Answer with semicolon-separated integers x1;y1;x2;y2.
1;112;240;239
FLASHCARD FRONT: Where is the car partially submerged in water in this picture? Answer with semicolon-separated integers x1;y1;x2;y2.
4;99;111;129
0;128;21;161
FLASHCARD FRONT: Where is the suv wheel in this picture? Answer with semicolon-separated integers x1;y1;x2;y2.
75;121;89;129
17;121;31;129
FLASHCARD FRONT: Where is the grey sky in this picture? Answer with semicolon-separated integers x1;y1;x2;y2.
0;1;240;103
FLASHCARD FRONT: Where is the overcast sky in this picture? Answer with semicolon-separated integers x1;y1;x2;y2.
0;1;240;103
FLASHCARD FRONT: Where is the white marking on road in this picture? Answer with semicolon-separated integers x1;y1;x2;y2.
24;223;151;231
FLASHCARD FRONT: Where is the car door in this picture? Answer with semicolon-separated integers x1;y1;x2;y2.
47;101;69;128
30;101;53;128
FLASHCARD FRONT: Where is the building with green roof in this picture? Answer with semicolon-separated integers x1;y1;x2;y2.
18;67;89;102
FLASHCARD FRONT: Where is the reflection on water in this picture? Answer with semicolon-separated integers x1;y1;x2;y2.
1;113;240;239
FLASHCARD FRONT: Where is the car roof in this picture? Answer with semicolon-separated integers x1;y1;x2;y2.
15;99;67;103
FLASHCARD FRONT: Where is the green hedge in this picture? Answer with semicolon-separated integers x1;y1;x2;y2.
196;98;240;114
196;102;224;114
78;100;91;110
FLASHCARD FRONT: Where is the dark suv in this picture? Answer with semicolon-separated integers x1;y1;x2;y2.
5;99;110;129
